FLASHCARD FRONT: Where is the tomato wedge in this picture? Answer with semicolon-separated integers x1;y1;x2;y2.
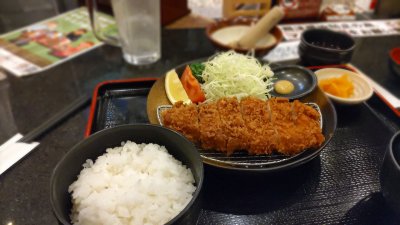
180;65;206;103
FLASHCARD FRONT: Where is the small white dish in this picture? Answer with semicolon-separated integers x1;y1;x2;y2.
315;68;374;105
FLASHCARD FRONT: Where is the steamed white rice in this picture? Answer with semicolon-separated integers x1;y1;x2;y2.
68;141;196;225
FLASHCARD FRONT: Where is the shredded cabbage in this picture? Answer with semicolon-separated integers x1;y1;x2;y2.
201;51;274;102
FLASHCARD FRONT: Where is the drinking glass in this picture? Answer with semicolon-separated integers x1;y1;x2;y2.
87;0;161;65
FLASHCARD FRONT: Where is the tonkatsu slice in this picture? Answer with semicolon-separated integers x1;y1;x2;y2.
161;97;325;156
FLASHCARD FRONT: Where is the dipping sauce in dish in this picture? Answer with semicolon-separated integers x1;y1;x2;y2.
274;80;295;95
211;25;277;48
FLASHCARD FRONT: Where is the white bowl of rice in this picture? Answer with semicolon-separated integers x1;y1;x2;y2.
50;124;204;225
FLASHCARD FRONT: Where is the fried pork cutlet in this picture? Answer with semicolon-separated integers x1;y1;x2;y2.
269;98;325;155
161;101;199;143
217;98;248;154
161;97;325;156
198;102;226;151
240;97;275;154
269;98;300;155
292;100;325;150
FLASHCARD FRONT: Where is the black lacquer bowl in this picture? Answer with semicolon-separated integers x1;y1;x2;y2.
299;28;355;66
161;60;337;173
50;124;204;225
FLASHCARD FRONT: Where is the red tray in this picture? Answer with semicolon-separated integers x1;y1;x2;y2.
85;78;157;137
85;64;399;138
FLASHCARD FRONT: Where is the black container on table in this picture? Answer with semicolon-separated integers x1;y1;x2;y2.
380;131;400;215
50;124;204;225
299;29;356;66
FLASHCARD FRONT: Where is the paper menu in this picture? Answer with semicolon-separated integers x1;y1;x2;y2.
0;7;116;77
278;19;400;41
263;41;300;63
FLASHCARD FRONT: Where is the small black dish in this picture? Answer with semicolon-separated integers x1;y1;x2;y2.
299;28;356;66
380;131;400;215
389;47;400;77
50;124;204;225
270;65;317;100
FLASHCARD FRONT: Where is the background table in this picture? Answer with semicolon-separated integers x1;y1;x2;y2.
1;28;400;224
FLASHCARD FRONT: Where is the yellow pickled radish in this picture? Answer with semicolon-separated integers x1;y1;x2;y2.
165;69;191;104
319;74;354;98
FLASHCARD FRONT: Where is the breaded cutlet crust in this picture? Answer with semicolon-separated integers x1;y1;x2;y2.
162;97;325;156
217;98;248;155
198;102;227;151
240;97;275;154
161;101;199;143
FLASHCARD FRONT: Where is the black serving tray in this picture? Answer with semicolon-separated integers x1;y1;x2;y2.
83;69;400;224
